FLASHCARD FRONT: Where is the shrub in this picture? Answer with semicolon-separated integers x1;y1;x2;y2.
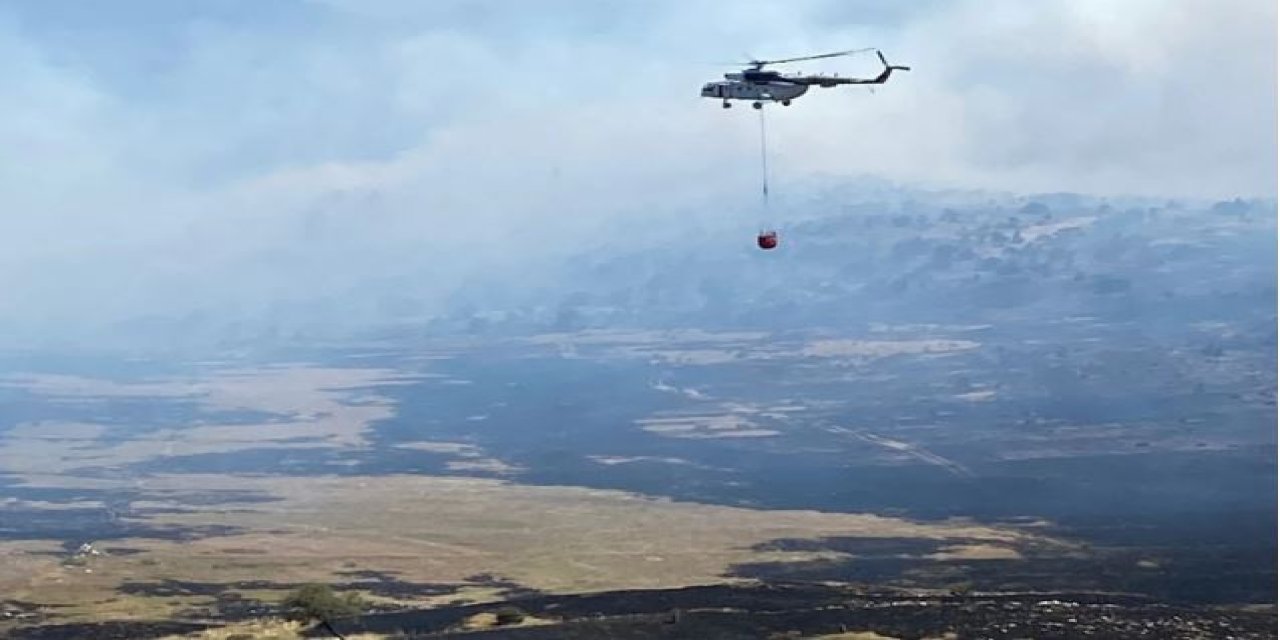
493;605;526;625
282;584;363;623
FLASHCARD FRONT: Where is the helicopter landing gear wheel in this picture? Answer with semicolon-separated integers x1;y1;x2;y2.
781;99;791;106
722;101;731;109
752;101;763;110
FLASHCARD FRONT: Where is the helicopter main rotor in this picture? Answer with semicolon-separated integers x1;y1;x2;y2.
744;47;876;70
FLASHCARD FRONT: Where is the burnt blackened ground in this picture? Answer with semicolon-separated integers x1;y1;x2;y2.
316;583;1276;640
111;574;543;622
0;504;248;547
5;329;1274;603
729;518;1278;605
460;574;545;600
0;481;279;553
7;575;547;639
117;573;541;602
120;578;459;601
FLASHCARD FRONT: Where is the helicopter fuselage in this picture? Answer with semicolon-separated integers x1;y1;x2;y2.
700;80;809;105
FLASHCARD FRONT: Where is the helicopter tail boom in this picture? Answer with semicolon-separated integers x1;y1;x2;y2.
787;49;910;86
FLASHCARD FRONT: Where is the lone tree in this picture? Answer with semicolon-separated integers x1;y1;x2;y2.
283;583;363;624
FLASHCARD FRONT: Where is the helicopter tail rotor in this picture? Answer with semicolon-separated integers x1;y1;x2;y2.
877;49;911;72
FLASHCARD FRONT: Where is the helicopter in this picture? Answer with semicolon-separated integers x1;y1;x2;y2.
701;49;909;109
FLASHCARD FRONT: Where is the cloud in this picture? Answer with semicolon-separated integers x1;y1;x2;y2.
0;0;1273;343
777;0;1276;197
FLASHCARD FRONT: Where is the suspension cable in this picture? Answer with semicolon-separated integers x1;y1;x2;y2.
758;106;770;210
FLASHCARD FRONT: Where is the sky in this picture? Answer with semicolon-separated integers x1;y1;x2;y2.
0;0;1275;345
